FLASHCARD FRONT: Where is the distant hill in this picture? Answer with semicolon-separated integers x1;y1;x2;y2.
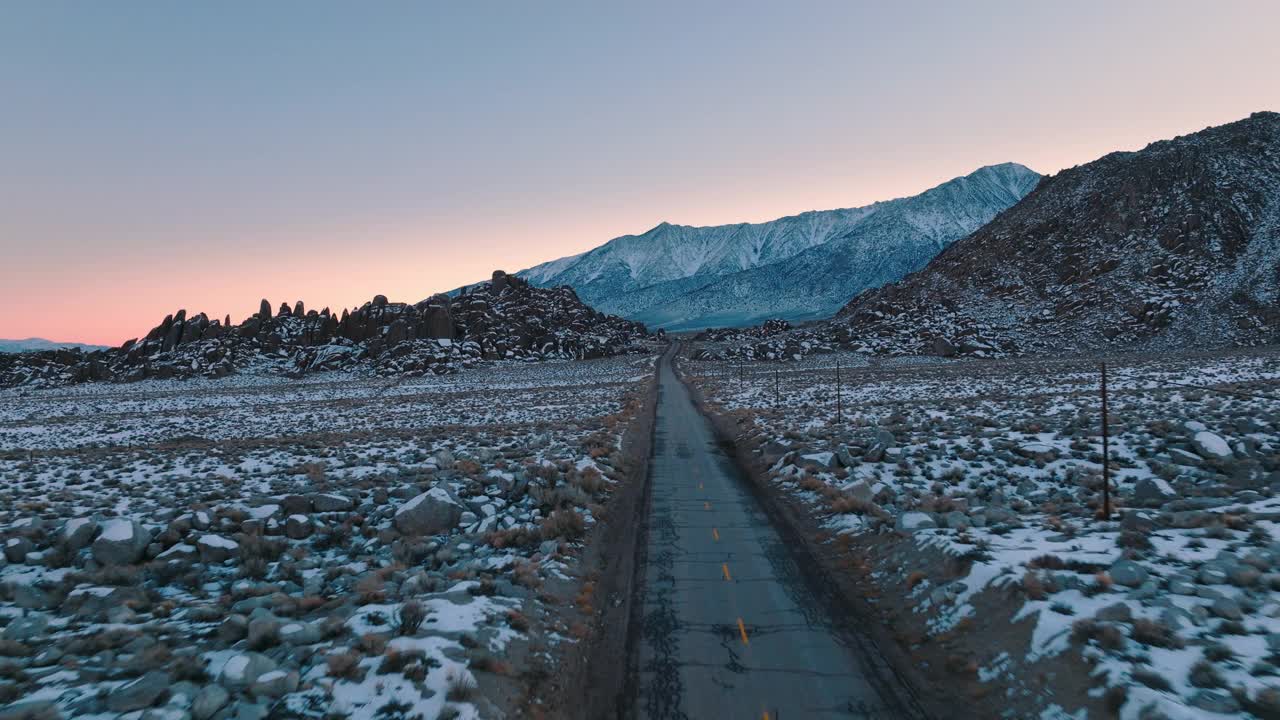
0;338;109;354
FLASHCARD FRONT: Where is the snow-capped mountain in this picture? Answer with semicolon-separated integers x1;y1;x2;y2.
0;338;108;354
520;163;1040;330
823;111;1280;356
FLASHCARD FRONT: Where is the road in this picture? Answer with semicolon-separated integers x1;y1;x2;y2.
632;348;919;719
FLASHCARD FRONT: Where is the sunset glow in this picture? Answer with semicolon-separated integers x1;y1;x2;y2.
2;1;1277;345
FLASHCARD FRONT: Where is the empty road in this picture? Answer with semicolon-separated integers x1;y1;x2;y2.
632;347;920;719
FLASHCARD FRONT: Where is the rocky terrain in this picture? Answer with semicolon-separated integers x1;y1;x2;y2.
697;112;1280;363
520;164;1039;330
684;345;1280;719
0;271;649;389
0;352;657;719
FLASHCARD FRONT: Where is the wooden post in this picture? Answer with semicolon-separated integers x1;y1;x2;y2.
835;360;843;424
774;366;780;407
1100;361;1111;521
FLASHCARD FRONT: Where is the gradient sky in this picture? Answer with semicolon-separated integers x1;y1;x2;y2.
2;1;1278;345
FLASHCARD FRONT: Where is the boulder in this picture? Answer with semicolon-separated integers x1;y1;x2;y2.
2;613;49;642
91;519;150;566
107;671;170;712
250;669;299;698
0;701;62;720
284;515;313;540
394;487;463;536
1132;477;1176;506
3;538;32;564
1193;431;1233;460
1109;559;1149;587
218;652;277;691
197;535;239;564
60;517;99;552
191;684;230;720
312;493;355;512
895;512;937;533
1210;597;1244;620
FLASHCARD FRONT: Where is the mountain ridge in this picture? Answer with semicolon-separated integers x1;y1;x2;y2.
518;162;1040;330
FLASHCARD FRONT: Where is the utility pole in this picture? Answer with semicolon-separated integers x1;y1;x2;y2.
774;366;780;407
1100;361;1111;521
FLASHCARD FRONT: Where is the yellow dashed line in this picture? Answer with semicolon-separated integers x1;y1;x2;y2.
763;713;771;720
722;563;732;581
737;617;750;645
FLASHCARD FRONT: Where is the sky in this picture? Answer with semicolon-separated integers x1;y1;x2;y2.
2;1;1278;345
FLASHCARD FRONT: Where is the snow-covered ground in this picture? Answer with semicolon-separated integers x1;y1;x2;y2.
0;354;656;718
685;346;1280;719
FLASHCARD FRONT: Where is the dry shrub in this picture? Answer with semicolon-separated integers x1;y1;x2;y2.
355;575;386;604
446;671;476;701
540;509;585;541
395;601;427;637
1071;619;1124;651
326;650;365;680
513;560;541;588
506;610;530;633
572;466;606;495
1131;618;1183;648
1021;571;1047;601
1189;659;1226;688
1028;554;1065;570
357;632;388;656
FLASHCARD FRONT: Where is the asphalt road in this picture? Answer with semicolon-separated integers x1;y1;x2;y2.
633;348;916;719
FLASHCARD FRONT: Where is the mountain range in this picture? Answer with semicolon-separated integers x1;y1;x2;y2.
0;338;108;354
519;163;1040;330
832;111;1280;355
704;111;1280;360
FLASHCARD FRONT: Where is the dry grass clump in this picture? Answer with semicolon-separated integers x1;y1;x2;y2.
395;601;427;636
540;508;585;540
1130;618;1184;649
326;650;365;680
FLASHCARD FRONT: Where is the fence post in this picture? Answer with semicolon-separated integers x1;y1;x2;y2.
1100;361;1111;521
836;359;842;424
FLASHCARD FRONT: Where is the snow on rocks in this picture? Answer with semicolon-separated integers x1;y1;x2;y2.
0;351;657;718
686;344;1280;720
394;487;463;537
91;518;149;565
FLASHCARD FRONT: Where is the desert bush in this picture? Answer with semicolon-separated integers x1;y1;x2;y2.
326;650;365;681
1190;659;1226;688
540;509;585;541
446;671;476;701
395;601;427;636
1130;619;1183;649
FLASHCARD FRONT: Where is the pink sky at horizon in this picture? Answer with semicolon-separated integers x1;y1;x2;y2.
3;3;1278;346
5;108;1277;347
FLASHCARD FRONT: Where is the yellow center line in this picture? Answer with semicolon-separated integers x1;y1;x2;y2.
763;713;771;720
712;528;719;541
737;617;750;645
721;563;732;581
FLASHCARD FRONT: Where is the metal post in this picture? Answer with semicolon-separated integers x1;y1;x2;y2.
1100;361;1111;521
